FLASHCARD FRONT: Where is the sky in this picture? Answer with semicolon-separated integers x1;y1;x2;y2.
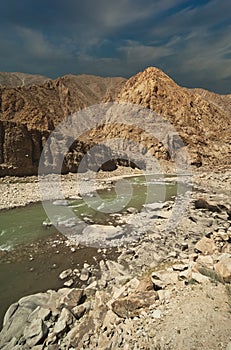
0;0;231;93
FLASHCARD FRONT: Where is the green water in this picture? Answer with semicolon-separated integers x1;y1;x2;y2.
0;204;58;251
0;175;183;250
0;175;189;326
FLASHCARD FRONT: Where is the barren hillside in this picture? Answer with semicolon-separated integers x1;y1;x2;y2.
0;68;230;176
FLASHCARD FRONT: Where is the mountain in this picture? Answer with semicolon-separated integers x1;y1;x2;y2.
0;72;49;87
0;73;126;175
191;88;231;115
0;68;230;176
0;74;126;130
111;67;230;168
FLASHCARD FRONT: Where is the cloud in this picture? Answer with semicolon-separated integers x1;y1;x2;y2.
17;27;59;58
0;0;230;92
152;0;231;38
118;40;173;67
174;28;231;85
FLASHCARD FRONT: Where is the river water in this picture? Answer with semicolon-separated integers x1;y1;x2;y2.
0;175;190;325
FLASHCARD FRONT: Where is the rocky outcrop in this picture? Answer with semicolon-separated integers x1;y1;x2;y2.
0;288;85;349
0;121;45;176
112;67;231;168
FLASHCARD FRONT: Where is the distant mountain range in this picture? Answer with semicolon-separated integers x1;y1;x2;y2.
0;72;49;87
0;68;230;176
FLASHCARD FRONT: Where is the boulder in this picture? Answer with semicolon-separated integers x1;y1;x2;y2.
79;268;90;281
191;272;210;284
0;292;52;347
59;288;84;308
195;255;214;273
194;237;217;255
194;198;222;213
151;270;178;290
53;308;75;336
64;279;74;287
0;288;85;349
111;291;158;318
215;256;231;283
24;319;48;348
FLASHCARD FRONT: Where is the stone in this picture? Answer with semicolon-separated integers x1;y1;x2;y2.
178;269;192;281
85;280;97;290
195;255;214;270
111;291;158;318
45;332;57;346
111;285;127;301
0;290;66;348
0;337;18;350
18;292;52;310
53;308;75;335
215;256;231;283
126;207;138;214
3;302;19;326
126;278;140;291
194;255;215;279
191;272;210;284
80;268;90;281
64;279;74;287
23;319;48;348
194;198;222;213
194;237;217;255
102;310;120;328
144;203;164;211
59;269;73;280
157;289;171;301
59;288;84;308
172;263;189;271
152;309;162;319
105;260;128;278
82;224;123;243
72;304;86;319
136;274;153;292
28;306;51;322
151;270;178;290
214;230;230;242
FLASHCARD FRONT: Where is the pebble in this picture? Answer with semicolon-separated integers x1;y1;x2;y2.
63;279;74;287
59;269;73;280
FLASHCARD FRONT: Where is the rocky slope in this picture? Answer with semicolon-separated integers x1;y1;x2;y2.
192;88;231;115
112;67;231;168
0;72;49;87
0;75;126;175
0;67;230;176
0;171;231;349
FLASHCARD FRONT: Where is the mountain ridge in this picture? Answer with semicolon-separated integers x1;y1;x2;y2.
0;67;230;176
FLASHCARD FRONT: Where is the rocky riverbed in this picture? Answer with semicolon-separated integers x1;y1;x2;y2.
0;167;144;210
0;168;231;349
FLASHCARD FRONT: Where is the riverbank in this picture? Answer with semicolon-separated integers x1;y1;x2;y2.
0;166;230;211
0;167;231;349
0;167;143;210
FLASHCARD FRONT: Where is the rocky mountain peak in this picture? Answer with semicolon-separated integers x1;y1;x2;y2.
113;67;230;168
118;66;178;101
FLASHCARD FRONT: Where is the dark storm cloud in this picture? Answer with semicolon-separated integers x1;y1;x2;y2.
0;0;230;93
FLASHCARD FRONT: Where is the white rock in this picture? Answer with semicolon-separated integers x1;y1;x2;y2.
59;269;72;280
152;309;162;319
64;279;74;287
